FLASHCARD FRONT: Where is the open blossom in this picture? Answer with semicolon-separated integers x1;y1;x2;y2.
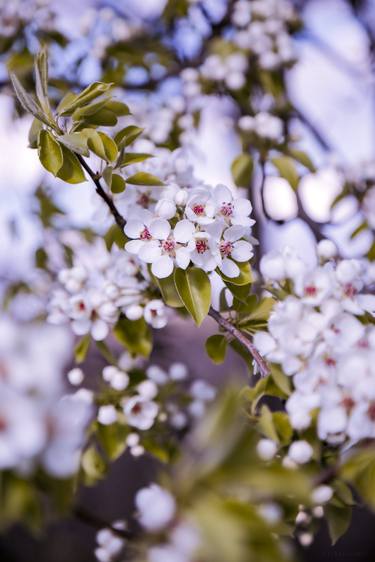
255;248;375;444
123;395;159;430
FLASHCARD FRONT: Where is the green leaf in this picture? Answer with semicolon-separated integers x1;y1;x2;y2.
71;98;110;120
79;108;117;127
81;446;107;485
114;125;143;148
205;334;228;364
74;334;90;363
258;405;279;443
126;172;164;186
59;132;89;156
105;100;130;116
57;81;114;115
326;504;352;545
57;145;86;184
34;46;51;115
288;149;315;172
174;267;211;326
272;156;299;190
111;174;126;193
97;423;128;461
231;154;253;188
97;132;118;162
38;130;63;176
154;274;184;308
119;152;153;167
28;118;43;148
272;412;293;445
113;317;152;357
270;364;291;396
104;224;126;250
10;72;52;127
350;221;368;240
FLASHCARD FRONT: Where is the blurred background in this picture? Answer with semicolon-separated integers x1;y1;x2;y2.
0;0;375;560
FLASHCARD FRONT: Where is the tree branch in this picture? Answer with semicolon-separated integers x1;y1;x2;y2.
76;155;126;230
208;307;270;377
73;506;131;539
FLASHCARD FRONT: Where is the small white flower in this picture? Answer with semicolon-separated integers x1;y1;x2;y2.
98;405;118;425
67;367;84;386
123;396;158;430
135;484;176;531
312;485;333;504
288;440;313;464
144;300;168;329
256;438;277;460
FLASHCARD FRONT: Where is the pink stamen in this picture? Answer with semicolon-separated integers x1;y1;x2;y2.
192;204;205;216
196;239;208;254
219;241;233;257
140;227;152;240
220;202;233;217
304;285;317;297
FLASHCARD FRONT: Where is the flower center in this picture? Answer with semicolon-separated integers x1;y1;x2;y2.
304;285;317;297
0;416;7;432
368;402;375;421
196;239;209;254
162;238;176;255
137;193;151;208
344;283;357;298
192;203;205;216
219;241;233;257
140;227;152;240
324;356;336;367
131;402;142;415
341;396;355;413
78;301;86;311
220;202;233;217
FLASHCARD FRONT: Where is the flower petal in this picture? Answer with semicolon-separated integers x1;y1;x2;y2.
151;255;174;279
175;247;191;269
173;220;195;243
224;225;246;242
231;240;253;261
214;184;232;205
220;258;240;278
124;220;144;238
149;219;171;240
125;240;145;254
138;241;162;263
233;197;252;216
91;319;109;341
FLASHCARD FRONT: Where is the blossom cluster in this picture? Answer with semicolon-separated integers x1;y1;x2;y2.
0;0;54;37
121;150;255;280
96;356;216;457
48;239;168;340
0;318;91;477
238;111;284;143
232;0;297;70
255;244;375;444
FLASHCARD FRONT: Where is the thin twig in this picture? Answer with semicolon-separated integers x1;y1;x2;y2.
76;155;126;230
74;506;131;539
208;307;270;377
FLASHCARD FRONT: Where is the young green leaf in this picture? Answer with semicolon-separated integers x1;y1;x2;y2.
97;132;118;162
57;81;114;116
34;46;51;116
174;267;211;326
74;334;90;363
105;100;130;116
28;118;43;148
111;174;126;193
10;73;52;127
114;125;143;148
59;132;90;156
118;152;153;167
57;145;86;184
38;130;63;176
126;172;164;186
113;317;152;357
231;154;253;188
205;334;228;364
271;156;299;191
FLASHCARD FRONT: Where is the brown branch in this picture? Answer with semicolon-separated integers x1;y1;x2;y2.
76;155;126;230
293;105;332;153
208;307;270;377
74;506;131;539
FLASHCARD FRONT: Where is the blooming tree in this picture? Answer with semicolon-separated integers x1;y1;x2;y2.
1;1;375;561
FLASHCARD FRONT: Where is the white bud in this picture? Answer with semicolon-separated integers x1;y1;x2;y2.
110;372;129;391
137;380;158;400
288;440;313;465
256;439;277;461
312;505;324;518
238;115;255;131
98;405;118;425
124;304;144;321
169;362;188;381
67;367;84;386
299;532;313;547
312;485;333;504
174;189;188;206
282;456;297;469
155;199;176;219
126;433;139;447
295;510;311;525
317;239;337;260
131;445;145;457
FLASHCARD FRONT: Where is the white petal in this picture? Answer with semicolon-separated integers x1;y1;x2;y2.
71;318;91;335
175;248;191;269
220;258;240;278
151;256;174;279
124;220;144;238
224;225;246;242
173;220;195;243
214;184;232;204
125;239;145;254
92;319;109;341
149;219;171;240
138;241;162;263
233;197;252;216
231;240;253;262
